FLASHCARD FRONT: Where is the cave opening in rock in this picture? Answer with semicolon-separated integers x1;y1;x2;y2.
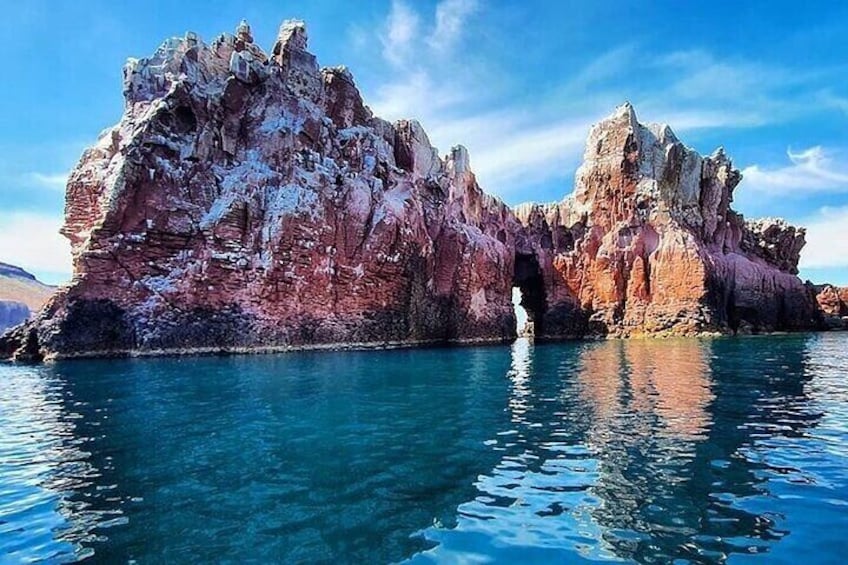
513;253;546;337
512;288;529;336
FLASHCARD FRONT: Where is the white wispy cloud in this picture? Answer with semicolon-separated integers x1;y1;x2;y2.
741;146;848;194
366;7;628;196
24;171;68;190
381;0;420;66
562;44;638;93
370;70;467;122
455;116;593;194
818;90;848;116
800;206;848;269
658;51;784;100
0;212;71;279
429;0;479;53
358;3;842;203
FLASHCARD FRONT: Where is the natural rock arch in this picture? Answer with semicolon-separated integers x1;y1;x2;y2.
0;19;828;361
513;252;546;336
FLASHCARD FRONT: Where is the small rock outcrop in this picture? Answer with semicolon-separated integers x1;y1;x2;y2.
814;285;848;329
513;104;819;337
0;20;834;361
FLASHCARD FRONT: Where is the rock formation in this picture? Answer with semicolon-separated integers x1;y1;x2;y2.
814;285;848;329
0;19;834;361
2;20;517;361
0;262;55;332
513;104;820;337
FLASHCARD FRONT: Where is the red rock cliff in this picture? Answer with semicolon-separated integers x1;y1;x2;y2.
513;104;819;337
0;22;830;361
2;20;518;360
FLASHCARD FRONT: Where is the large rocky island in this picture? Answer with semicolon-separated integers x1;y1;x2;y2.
0;19;840;361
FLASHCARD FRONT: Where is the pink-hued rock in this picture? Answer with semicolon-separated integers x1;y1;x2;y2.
814;285;848;329
513;103;819;337
0;22;832;361
3;20;517;360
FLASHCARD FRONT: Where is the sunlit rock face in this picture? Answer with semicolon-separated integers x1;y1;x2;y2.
0;21;827;361
514;104;819;337
5;20;517;360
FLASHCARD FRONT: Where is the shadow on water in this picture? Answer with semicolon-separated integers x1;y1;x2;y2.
1;333;848;563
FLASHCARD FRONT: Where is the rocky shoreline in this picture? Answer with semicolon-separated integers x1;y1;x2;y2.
2;334;513;363
1;18;844;362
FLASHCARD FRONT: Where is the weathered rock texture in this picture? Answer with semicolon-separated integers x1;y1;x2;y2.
0;262;55;332
513;104;819;337
814;285;848;329
2;20;517;360
0;20;831;361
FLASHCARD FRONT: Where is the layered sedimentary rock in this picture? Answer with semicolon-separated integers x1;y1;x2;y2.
2;20;517;360
0;20;829;361
513;104;819;336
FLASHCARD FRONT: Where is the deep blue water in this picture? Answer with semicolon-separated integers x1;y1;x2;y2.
1;334;848;564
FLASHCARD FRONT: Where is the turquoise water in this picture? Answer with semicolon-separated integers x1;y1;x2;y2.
1;334;848;563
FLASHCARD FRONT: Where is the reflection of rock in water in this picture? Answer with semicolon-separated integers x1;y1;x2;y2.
574;336;820;562
422;335;822;563
53;349;517;563
578;339;714;441
576;339;717;561
4;335;834;563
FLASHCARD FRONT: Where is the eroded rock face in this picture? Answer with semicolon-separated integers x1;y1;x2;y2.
0;21;830;360
6;20;517;360
814;285;848;329
513;104;819;337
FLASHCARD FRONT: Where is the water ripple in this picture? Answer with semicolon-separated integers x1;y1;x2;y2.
1;334;847;563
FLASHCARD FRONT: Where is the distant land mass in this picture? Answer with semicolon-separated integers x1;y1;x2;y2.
0;262;55;332
1;19;846;361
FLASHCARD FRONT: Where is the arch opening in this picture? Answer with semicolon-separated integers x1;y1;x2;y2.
513;252;547;338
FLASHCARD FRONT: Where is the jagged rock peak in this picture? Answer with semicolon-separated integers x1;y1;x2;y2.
273;19;308;58
236;19;254;44
323;65;355;84
612;100;638;123
447;145;471;175
0;16;524;361
507;100;821;338
595;102;682;154
572;102;745;241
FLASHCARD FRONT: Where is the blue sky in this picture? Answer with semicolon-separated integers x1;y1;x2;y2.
1;0;846;285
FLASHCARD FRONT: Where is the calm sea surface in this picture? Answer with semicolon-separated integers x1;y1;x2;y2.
1;334;847;563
